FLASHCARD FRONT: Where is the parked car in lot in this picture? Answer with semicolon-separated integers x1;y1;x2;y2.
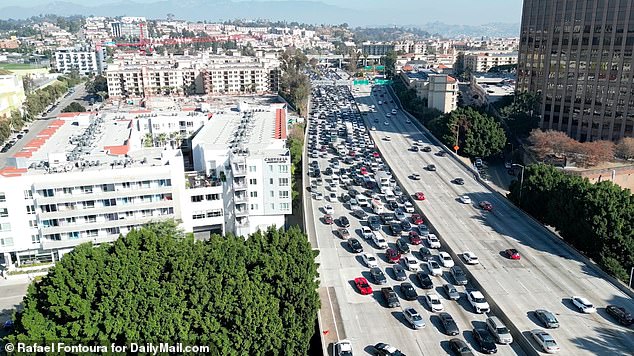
362;253;379;268
419;246;433;262
347;238;363;253
403;254;420;271
373;232;389;249
409;231;422;245
324;214;333;224
370;267;387;285
392;264;408;281
424;292;444;312
395;239;410;254
416;271;434;289
386;248;401;263
427;260;442;276
534;309;560;329
337;228;350;239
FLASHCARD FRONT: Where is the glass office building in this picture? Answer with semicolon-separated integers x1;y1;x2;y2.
517;0;634;141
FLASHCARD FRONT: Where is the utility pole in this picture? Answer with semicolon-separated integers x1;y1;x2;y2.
513;164;526;208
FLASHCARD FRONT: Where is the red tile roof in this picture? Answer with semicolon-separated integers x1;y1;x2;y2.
274;109;287;139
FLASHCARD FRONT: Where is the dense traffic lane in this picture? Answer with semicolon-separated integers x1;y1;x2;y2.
356;87;634;356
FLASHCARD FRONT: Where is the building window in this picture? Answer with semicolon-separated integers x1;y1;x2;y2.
86;229;98;238
0;222;11;232
87;215;97;223
83;201;95;209
271;203;275;210
0;192;5;202
280;203;290;210
192;213;205;220
24;190;33;199
269;165;274;172
191;195;204;202
206;209;222;218
279;191;289;199
279;178;289;186
270;191;274;197
31;234;40;244
0;237;14;247
63;187;73;195
29;220;38;228
250;191;258;198
26;205;36;215
205;194;220;200
249;165;257;172
41;189;54;197
0;208;7;217
270;178;274;184
279;165;289;173
249;178;257;185
250;204;258;210
81;186;93;194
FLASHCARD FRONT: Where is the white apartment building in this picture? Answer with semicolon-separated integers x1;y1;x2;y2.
54;47;107;75
471;74;516;106
400;71;458;114
106;53;280;98
0;99;291;268
461;51;518;72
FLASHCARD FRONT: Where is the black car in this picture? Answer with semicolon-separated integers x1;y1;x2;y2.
473;328;497;354
347;238;363;253
392;264;407;281
373;342;406;356
348;189;359;197
368;216;382;231
419;247;433;262
370;267;387;285
426;164;436;171
416;271;434;289
395;239;410;254
324;168;333;175
450;266;468;285
438;312;459;336
422;146;432;152
341;194;351;203
606;304;633;325
400;220;412;232
387;201;399;210
437;151;447;157
381;213;396;224
389;222;403;236
410;146;419;152
400;282;418;301
396;195;408;204
449;338;474;356
381;287;400;308
352;209;368;220
339;216;350;228
453;177;465;185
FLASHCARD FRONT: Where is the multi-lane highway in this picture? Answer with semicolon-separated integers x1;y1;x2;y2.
353;84;634;355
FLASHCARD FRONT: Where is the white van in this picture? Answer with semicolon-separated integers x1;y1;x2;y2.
384;189;396;202
357;195;369;207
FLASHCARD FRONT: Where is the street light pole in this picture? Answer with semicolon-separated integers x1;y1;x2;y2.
452;123;459;153
630;267;634;289
513;164;525;209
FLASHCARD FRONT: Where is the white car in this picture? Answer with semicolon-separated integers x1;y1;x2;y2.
386;113;391;117
334;340;353;356
459;195;472;204
392;109;397;114
463;251;479;264
361;226;373;240
427;234;441;248
571;296;596;313
427;260;442;276
328;192;338;202
404;202;415;213
438;252;455;268
384;136;391;141
323;205;334;215
361;253;379;268
372;233;389;249
467;290;490;313
384;121;389;126
425;293;444;312
530;329;560;353
371;126;376;131
314;192;324;200
403;255;420;271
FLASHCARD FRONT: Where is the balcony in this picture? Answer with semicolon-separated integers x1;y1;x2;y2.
233;179;247;190
235;207;249;217
234;194;248;204
185;172;222;189
233;164;247;177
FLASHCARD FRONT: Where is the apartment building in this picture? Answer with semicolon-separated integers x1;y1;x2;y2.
471;74;516;106
518;0;634;141
106;53;280;98
0;99;291;268
362;42;396;56
400;70;458;114
0;74;26;119
54;47;107;75
461;51;518;72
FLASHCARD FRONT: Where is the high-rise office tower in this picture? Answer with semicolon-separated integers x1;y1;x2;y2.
517;0;634;141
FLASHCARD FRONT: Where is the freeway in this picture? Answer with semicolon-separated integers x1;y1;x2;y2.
355;85;634;355
307;83;525;356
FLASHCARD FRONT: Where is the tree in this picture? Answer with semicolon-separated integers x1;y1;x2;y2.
86;75;108;95
61;102;86;113
498;91;541;139
382;50;397;78
615;137;634;160
8;222;320;356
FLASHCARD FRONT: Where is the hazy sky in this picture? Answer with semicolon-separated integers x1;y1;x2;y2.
5;0;524;25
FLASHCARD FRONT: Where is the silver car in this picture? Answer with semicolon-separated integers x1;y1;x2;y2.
403;307;426;329
535;309;560;329
530;329;560;353
443;283;460;300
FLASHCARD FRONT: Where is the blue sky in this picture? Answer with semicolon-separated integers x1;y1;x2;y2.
7;0;524;25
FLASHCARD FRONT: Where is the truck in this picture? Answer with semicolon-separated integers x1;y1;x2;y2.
371;199;385;214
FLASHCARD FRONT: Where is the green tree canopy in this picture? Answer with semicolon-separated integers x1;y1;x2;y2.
7;222;320;355
428;107;506;158
86;75;108;95
61;102;86;113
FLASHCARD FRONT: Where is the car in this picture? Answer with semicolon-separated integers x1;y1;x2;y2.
425;292;444;312
402;254;420;271
439;312;459;335
486;316;513;344
419;246;433;262
479;201;493;211
352;209;368;220
347;238;364;253
386;113;391;117
361;226;374;239
427;260;442;276
386;248;401;263
606;304;633;325
403;307;426;329
449;338;475;356
400;282;418;301
324;214;334;224
395;239;410;254
323;204;334;215
438;252;454;268
394;207;406;220
384;121;389;126
389;222;403;236
372;233;389;249
443;283;461;301
535;309;560;328
415;192;426;200
417;271;434;289
417;224;429;236
411;214;424;225
408;231;422;245
450;266;468;285
399;220;412;232
392;264;408;281
368;216;382;231
411;173;421;180
387;201;399;211
453;177;465;185
467;290;490;313
437;151;447;156
354;277;373;295
463;251;479;264
530;329;560;353
362;253;379;268
426;164;436;171
381;287;400;308
371;126;376;131
314;192;324;200
571;296;596;313
427;234;441;248
381;213;396;224
334;339;353;356
373;342;406;356
3;319;14;331
505;248;521;260
459;195;472;204
371;267;388;285
422;146;432;152
339;216;350;227
337;228;351;239
473;328;498;354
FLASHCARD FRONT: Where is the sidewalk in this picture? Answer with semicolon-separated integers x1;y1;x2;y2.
0;271;47;286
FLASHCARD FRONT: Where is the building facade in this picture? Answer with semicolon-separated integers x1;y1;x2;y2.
517;0;634;141
462;51;518;72
362;42;396;56
400;71;458;114
54;47;107;75
0;74;26;119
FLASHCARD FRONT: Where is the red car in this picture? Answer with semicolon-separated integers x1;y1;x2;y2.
349;150;356;157
386;248;401;263
372;152;380;158
409;231;422;245
360;167;368;175
506;248;521;260
354;277;373;295
415;192;426;200
324;214;333;224
411;214;424;225
479;201;493;211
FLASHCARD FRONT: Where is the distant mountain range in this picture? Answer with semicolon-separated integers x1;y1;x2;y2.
0;0;520;38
